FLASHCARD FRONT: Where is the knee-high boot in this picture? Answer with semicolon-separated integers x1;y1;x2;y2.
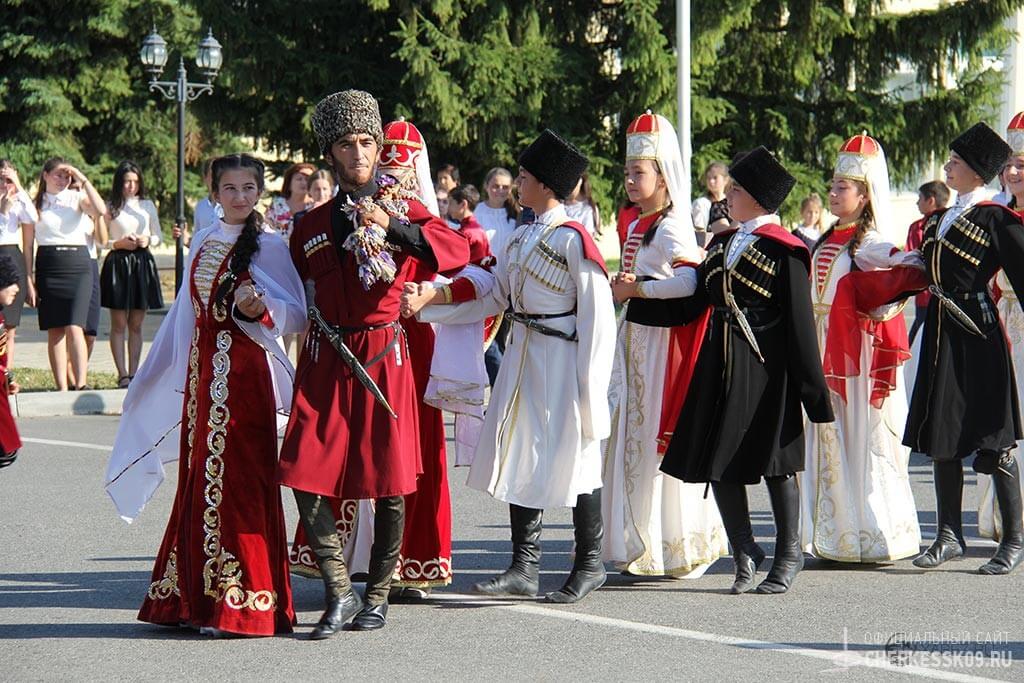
755;474;804;594
294;490;364;640
473;504;542;596
346;495;405;631
913;459;966;568
712;481;765;594
979;452;1024;575
546;489;606;603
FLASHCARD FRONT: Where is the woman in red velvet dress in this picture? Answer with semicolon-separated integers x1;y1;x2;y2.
105;154;307;636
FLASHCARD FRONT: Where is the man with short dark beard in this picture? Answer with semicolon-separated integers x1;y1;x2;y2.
277;90;469;637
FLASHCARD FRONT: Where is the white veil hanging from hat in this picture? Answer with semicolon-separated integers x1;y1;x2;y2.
414;137;440;218
866;144;896;243
651;114;693;225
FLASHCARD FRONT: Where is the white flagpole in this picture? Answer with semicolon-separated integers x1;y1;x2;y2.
677;0;692;203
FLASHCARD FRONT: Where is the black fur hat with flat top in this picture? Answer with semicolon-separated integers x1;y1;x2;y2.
728;146;796;213
950;122;1012;184
517;129;589;200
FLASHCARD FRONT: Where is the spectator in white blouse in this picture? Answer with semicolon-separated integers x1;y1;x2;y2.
101;161;165;388
564;172;600;235
691;161;731;234
0;160;38;367
28;157;106;391
475;167;518;262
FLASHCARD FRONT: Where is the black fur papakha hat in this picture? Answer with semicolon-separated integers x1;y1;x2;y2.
311;90;383;157
950;122;1012;184
517;129;589;200
728;146;796;213
0;253;19;289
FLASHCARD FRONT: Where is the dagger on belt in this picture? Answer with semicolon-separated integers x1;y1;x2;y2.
306;303;399;419
724;291;765;364
928;285;984;337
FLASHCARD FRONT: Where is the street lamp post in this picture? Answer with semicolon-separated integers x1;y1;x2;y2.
139;27;223;293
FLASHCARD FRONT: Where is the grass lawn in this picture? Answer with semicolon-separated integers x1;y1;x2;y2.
13;367;121;393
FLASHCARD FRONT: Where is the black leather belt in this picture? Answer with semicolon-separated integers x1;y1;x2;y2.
508;309;577;342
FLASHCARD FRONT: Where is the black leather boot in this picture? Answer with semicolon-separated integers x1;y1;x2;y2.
294;490;364;639
979;452;1024;575
712;482;765;594
755;474;804;594
545;490;606;604
310;592;364;640
347;495;404;631
473;504;542;597
913;459;966;568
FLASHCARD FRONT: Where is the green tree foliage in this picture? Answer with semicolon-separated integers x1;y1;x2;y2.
4;1;1022;226
0;0;235;230
691;0;1024;218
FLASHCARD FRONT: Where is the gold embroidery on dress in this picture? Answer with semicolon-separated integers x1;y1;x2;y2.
193;240;233;314
185;326;200;453
200;330;277;612
147;549;180;600
394;554;454;587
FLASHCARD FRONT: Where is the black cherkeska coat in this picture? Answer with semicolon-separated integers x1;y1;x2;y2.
904;203;1024;460
627;224;834;485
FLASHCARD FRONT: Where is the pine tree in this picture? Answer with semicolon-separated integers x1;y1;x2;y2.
0;0;233;227
690;0;1024;218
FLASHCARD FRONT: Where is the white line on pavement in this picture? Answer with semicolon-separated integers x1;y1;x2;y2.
22;437;111;452
431;593;1005;682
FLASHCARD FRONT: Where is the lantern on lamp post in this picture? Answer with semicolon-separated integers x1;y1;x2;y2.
140;27;223;292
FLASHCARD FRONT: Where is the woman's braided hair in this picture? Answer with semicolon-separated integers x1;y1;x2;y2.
210;154;265;309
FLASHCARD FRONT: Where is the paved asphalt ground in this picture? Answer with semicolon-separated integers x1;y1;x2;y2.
2;417;1023;681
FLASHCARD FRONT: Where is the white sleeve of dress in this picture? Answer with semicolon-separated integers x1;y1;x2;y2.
853;232;900;271
104;227;212;523
418;256;509;324
144;200;162;246
569;238;615;442
637;214;702;299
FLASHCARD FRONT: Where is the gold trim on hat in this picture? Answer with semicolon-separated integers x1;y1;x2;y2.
1009;130;1024;157
626;133;659;161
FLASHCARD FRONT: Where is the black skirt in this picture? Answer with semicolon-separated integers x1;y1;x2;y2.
100;248;164;311
35;245;94;330
86;257;100;336
0;245;28;328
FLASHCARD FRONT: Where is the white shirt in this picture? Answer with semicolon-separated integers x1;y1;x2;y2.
564;200;597;235
726;214;781;267
938;187;985;239
35;189;94;246
194;197;222;232
475;203;517;263
691;196;712;230
0;190;38;246
794;225;821;243
109;197;162;247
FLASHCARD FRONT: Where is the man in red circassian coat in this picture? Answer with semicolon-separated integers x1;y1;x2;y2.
277;90;469;638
